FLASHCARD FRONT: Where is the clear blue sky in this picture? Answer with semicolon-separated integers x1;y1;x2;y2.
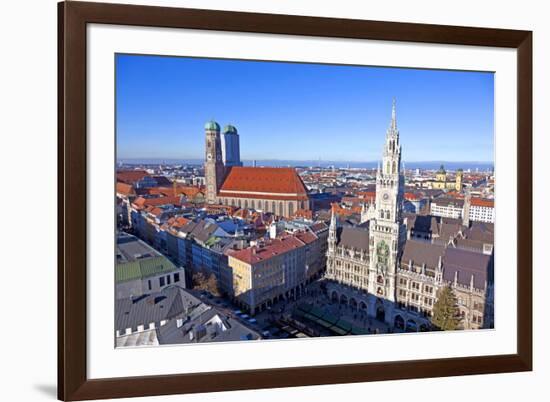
116;54;494;162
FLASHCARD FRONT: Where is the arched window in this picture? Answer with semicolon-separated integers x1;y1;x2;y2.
288;202;294;216
279;202;283;216
272;201;276;213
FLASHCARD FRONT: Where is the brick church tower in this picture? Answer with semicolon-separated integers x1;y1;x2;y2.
204;121;225;204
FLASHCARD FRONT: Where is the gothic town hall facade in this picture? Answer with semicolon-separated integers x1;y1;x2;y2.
325;101;494;332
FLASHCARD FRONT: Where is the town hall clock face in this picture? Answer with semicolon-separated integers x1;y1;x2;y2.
383;192;389;201
377;241;390;267
207;153;212;160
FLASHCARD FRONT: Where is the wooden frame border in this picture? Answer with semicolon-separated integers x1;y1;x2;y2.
58;1;532;400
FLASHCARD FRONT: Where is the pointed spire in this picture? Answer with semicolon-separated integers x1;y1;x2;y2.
391;98;397;131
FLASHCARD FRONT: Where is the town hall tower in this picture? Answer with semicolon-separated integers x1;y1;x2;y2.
367;100;407;320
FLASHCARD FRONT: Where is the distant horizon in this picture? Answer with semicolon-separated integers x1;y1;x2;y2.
116;55;494;162
117;157;494;164
116;158;493;171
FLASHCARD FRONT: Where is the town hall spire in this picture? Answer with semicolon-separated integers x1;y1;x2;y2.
367;100;407;312
390;98;397;131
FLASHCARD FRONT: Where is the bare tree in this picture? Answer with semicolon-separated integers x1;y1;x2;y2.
192;269;221;297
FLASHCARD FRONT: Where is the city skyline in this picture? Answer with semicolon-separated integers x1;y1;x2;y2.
116;54;494;162
115;90;495;345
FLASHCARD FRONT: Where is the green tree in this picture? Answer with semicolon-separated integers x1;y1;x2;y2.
431;286;461;330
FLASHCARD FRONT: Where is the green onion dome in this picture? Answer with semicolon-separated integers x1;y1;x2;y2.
223;125;238;134
204;120;220;131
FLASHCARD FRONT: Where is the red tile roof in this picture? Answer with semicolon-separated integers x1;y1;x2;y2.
294;230;318;244
446;190;465;199
116;182;135;196
148;207;164;217
204;204;238;215
292;208;313;220
219;192;308;201
219;167;308;200
404;192;421;201
144;196;182;207
331;202;361;216
228;235;305;264
132;195;183;209
357;191;376;201
148;186;205;199
471;198;494;208
166;216;190;228
116;170;149;184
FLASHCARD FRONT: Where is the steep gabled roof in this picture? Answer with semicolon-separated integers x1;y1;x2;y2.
294;230;318;244
336;226;370;252
219;167;308;199
116;170;149;184
401;240;445;270
443;247;491;289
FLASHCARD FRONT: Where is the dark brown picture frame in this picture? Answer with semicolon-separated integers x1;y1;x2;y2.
58;1;532;400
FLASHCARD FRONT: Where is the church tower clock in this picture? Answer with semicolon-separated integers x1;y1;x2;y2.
368;100;406;316
204;120;225;204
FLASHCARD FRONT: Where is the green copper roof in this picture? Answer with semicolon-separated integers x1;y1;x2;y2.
437;164;446;174
204;120;220;131
116;255;178;283
223;124;238;134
